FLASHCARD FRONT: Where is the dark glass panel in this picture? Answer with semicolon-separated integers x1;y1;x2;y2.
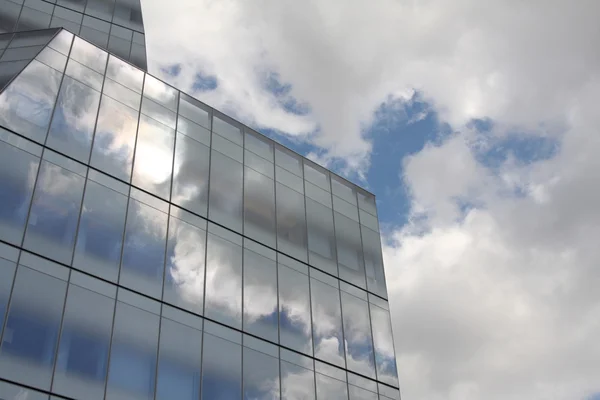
171;132;210;217
208;151;243;232
276;183;307;262
243;346;280;400
311;278;345;368
278;264;312;356
244;167;275;247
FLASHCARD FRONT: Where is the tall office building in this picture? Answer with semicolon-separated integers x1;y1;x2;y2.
0;3;400;400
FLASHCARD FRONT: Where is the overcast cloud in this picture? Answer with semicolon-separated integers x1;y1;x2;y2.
143;0;600;398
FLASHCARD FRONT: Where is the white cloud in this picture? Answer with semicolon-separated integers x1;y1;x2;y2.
141;0;600;398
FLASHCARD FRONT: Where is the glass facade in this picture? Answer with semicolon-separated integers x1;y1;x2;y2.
0;28;400;400
0;0;147;70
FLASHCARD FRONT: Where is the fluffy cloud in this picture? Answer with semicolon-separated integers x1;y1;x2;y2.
141;0;600;398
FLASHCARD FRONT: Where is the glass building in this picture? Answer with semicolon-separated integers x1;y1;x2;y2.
0;24;400;400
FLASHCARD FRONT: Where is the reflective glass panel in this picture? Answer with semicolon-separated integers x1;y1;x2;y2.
335;212;366;289
0;381;49;400
46;76;101;163
341;292;376;378
0;60;62;143
0;139;39;245
316;373;348;400
119;198;168;299
244;167;275;247
304;163;330;192
280;360;315;400
275;147;302;177
65;59;103;91
85;0;115;21
311;278;345;368
0;265;67;389
208;151;243;232
243;249;278;342
72;178;127;282
106;54;143;93
370;304;398;387
156;317;202;400
142;74;177;111
106;299;160;400
212;114;242;145
205;233;242;329
357;191;377;216
103;78;140;110
164;215;205;314
306;198;337;276
69;37;107;75
178;93;210;130
53;283;115;400
132;114;175;200
176;115;210;146
349;386;378;400
331;177;357;206
171;132;209;217
36;46;68;72
90;95;139;182
245;129;273;161
0;258;17;339
201;333;242;400
141;97;176;128
276;183;307;262
362;227;387;298
278;264;312;356
243;346;280;400
23;159;85;264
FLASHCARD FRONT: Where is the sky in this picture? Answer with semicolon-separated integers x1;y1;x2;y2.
141;0;600;399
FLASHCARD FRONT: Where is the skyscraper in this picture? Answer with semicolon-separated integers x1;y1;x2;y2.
0;4;400;400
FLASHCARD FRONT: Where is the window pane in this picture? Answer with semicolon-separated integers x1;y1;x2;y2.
106;300;160;400
245;130;273;161
57;0;86;13
142;74;177;111
0;381;49;400
90;95;139;182
53;284;115;400
0;265;67;389
275;147;302;177
46;76;101;163
119;198;168;299
172;133;209;217
243;346;280;400
205;233;242;329
281;360;315;400
85;0;115;21
178;93;210;130
244;167;275;247
0;258;17;339
23;160;85;264
132;114;175;200
311;278;345;368
0;0;20;34
0;140;39;245
141;97;176;128
370;304;398;387
201;333;241;400
307;198;337;276
304;163;330;192
106;55;143;93
276;183;307;262
341;292;376;378
362;227;387;298
243;249;278;342
357;191;376;216
164;216;205;314
212;114;242;145
70;37;107;75
0;60;62;143
156;318;202;400
316;373;348;400
349;385;378;400
332;177;357;206
15;7;51;31
208;151;243;232
278;265;312;356
335;212;366;289
73;179;127;282
103;78;140;110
